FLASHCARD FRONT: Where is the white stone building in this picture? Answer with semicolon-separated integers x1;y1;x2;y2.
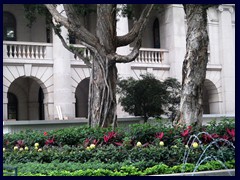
3;4;235;121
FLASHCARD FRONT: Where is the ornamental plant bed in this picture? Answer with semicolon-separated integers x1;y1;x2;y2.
3;118;235;176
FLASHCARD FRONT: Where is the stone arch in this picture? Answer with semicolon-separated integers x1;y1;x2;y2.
6;77;47;120
3;65;54;120
75;78;90;118
203;79;220;114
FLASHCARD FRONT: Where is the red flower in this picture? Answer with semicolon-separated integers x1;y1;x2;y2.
155;132;164;140
43;132;48;136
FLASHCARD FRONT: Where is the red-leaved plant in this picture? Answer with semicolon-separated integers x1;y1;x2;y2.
16;140;25;148
181;126;192;144
155;132;164;140
103;131;117;143
226;128;235;142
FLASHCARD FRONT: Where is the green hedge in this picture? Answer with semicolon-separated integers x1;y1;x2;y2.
4;160;235;176
3;118;235;167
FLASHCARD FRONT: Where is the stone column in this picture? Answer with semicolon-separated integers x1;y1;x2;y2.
218;5;235;114
3;93;8;120
116;5;132;117
164;4;186;82
53;5;75;119
116;5;131;79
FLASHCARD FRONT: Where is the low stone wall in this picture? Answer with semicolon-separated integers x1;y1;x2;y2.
3;114;235;134
3;117;145;134
152;169;235;176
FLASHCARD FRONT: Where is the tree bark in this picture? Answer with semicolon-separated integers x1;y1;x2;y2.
88;54;118;128
173;5;209;127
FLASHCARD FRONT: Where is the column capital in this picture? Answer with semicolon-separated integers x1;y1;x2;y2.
218;5;234;13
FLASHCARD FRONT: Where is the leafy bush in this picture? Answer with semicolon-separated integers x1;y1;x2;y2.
4;160;235;176
117;74;181;122
3;118;235;168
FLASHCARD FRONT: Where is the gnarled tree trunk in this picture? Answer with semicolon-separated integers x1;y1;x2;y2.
173;5;209;127
88;55;118;128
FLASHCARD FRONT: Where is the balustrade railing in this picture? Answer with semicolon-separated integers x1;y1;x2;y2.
130;47;169;64
3;41;53;60
3;41;170;65
70;44;93;61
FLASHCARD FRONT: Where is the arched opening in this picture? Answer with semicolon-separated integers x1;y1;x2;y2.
75;78;90;118
203;79;220;114
38;87;45;120
7;92;18;120
3;11;17;41
153;18;160;48
7;77;45;120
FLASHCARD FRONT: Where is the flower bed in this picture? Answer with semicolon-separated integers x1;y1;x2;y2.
3;118;235;176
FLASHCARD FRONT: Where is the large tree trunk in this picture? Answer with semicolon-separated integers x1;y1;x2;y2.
88;54;118;128
173;5;209;127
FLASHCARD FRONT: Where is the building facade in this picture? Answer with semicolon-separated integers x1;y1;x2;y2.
3;4;235;121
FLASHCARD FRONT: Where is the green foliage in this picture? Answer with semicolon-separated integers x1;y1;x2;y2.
3;118;235;168
126;123;158;144
204;118;235;135
118;74;181;122
162;77;181;121
23;4;51;28
5;160;235;176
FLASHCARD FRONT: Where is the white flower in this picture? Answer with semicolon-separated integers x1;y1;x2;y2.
136;142;142;147
192;142;198;148
159;141;164;146
90;144;96;149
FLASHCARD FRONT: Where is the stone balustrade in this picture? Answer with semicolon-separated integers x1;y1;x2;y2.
3;41;53;60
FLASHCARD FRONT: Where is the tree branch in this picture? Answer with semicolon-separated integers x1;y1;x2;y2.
109;39;141;63
45;4;99;49
50;22;92;67
116;4;154;47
